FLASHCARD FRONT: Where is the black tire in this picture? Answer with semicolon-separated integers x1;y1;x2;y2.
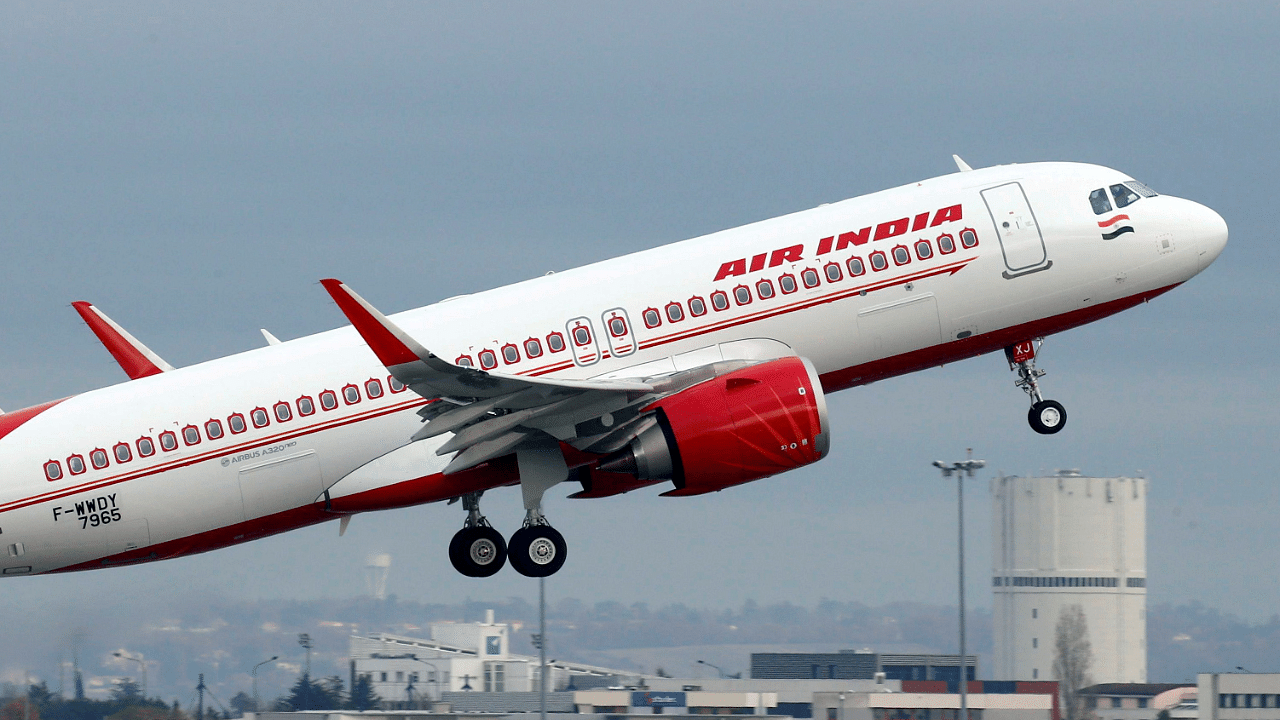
1028;400;1067;435
448;526;507;577
507;525;568;577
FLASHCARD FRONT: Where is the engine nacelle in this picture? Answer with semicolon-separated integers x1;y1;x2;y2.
598;356;830;496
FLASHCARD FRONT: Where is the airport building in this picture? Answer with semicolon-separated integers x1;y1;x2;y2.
751;653;977;685
991;471;1147;683
1199;672;1280;720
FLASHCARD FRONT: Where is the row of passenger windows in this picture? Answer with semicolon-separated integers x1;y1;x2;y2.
992;575;1138;588
42;376;406;481
640;230;979;330
1088;181;1158;215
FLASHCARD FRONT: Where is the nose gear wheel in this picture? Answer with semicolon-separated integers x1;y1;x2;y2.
1006;340;1067;435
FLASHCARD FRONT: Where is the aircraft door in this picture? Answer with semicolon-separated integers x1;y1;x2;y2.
981;182;1052;278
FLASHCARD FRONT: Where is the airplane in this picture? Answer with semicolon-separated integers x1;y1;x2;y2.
0;159;1227;579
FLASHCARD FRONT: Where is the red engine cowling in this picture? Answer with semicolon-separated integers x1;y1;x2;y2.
597;356;830;496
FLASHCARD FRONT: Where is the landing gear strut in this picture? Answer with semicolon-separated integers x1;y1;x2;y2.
448;492;507;577
1006;340;1067;435
508;437;570;578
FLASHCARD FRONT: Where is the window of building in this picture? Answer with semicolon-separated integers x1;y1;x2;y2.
643;308;661;328
689;296;707;316
205;420;223;440
1111;698;1122;709
1032;608;1037;619
892;245;911;265
344;384;363;404
114;443;133;463
274;402;292;422
1032;669;1038;680
91;448;110;468
380;672;387;682
44;461;62;481
501;344;520;364
802;269;820;288
779;274;798;294
827;709;838;720
68;454;86;474
389;376;406;392
160;431;178;451
666;302;685;322
915;240;933;260
824;263;843;282
1138;699;1148;709
846;257;865;277
319;391;338;411
396;672;404;682
484;663;505;692
960;229;979;248
1032;638;1037;648
547;332;566;352
297;396;315;416
870;251;888;271
182;426;201;446
711;290;730;311
252;408;270;428
525;338;544;358
229;413;247;433
938;233;956;254
733;285;752;305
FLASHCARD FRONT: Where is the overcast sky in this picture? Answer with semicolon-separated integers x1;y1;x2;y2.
2;0;1278;674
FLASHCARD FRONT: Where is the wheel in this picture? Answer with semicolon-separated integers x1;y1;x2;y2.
1028;400;1067;435
507;525;567;577
448;526;507;577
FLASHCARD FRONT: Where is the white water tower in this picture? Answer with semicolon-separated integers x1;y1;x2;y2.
991;470;1147;683
365;553;392;600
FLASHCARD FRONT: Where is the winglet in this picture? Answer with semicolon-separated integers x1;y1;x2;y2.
320;279;429;368
71;302;175;380
953;154;973;172
260;329;282;346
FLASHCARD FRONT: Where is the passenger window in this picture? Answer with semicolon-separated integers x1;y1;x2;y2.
319;391;338;411
182;426;201;446
870;251;888;271
802;269;820;288
525;339;543;358
478;350;497;370
205;420;223;440
892;246;911;265
366;379;384;397
756;280;775;299
501;345;520;365
915;240;933;260
643;309;661;328
547;332;566;352
252;407;270;427
689;297;707;316
824;263;843;282
455;355;474;367
1110;183;1140;208
343;384;363;404
608;317;627;337
274;402;292;421
666;302;684;322
297;396;315;416
114;443;133;463
1089;188;1113;215
68;454;87;474
572;326;591;346
847;257;865;277
45;461;62;481
960;228;979;248
388;376;406;392
711;290;730;311
733;285;752;305
779;274;798;294
160;431;178;451
137;438;155;457
91;449;110;468
229;413;247;433
937;233;956;254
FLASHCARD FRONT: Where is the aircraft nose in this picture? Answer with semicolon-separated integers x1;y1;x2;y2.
1186;199;1228;269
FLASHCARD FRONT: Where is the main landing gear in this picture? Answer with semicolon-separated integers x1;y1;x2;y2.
1006;340;1067;435
447;437;571;578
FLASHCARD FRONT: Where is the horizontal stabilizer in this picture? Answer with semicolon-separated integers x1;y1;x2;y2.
71;302;175;380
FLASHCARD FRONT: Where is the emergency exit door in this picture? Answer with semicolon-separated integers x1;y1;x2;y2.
982;182;1052;278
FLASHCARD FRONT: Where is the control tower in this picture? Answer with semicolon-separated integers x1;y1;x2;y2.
991;470;1146;683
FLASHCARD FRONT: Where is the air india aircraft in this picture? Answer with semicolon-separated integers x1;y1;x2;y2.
0;159;1227;578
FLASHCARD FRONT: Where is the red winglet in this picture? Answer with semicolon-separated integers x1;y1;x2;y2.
72;302;170;380
320;279;422;367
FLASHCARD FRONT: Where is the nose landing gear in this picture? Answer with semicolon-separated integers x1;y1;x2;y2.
1006;340;1067;435
448;492;507;577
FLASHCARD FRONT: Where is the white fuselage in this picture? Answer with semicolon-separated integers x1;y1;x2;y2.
0;162;1227;576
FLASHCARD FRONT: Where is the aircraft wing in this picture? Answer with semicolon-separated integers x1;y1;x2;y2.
72;301;175;380
320;279;656;474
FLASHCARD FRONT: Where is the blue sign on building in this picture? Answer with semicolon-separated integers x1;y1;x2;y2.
631;692;687;708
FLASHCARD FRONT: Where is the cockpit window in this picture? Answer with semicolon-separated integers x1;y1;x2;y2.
1089;188;1112;215
1110;183;1140;209
1124;180;1158;198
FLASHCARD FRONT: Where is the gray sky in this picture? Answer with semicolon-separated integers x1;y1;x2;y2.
2;0;1277;648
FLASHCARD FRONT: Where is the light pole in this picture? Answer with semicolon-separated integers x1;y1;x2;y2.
933;450;985;720
696;660;728;678
113;652;147;698
252;656;278;712
406;656;441;704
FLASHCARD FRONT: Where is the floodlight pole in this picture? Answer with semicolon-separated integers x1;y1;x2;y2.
933;450;985;720
252;656;278;712
113;652;147;698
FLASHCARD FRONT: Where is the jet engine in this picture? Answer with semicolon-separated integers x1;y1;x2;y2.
597;356;830;495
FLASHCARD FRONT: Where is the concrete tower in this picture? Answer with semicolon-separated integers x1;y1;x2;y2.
991;470;1146;683
365;553;391;600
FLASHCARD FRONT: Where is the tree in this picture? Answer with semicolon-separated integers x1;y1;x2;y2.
111;680;143;704
346;675;380;711
277;675;343;712
1054;604;1094;720
227;693;255;716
